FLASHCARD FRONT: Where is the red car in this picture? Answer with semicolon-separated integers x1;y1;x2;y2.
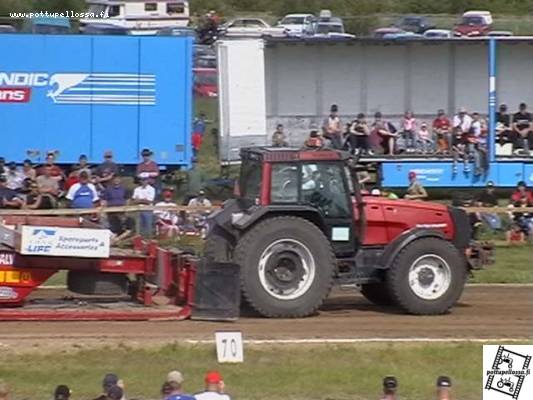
193;68;218;98
454;12;492;37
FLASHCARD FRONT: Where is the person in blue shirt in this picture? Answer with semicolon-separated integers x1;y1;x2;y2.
193;113;207;136
65;171;99;209
165;371;195;400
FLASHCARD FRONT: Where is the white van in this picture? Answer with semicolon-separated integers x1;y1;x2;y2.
80;0;190;33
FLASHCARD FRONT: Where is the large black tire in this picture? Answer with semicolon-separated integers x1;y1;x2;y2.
67;271;129;296
386;238;467;315
360;283;394;306
234;216;335;318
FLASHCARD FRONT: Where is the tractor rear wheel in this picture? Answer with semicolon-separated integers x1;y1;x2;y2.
234;216;335;318
386;238;467;315
360;283;393;306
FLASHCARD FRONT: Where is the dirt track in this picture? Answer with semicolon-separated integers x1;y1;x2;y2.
0;286;530;350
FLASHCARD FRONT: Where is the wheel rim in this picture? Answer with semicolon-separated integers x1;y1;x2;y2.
408;254;452;300
258;239;316;300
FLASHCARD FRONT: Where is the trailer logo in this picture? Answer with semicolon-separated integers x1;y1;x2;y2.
25;229;56;254
0;72;156;105
0;286;18;300
484;345;532;399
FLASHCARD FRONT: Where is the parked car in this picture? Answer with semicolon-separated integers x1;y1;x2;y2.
310;10;354;38
395;16;435;34
277;13;314;36
383;31;423;40
488;31;513;37
454;11;493;37
22;16;71;34
373;27;404;38
0;25;16;33
194;68;218;98
82;23;130;35
219;18;287;38
423;29;453;38
157;26;196;36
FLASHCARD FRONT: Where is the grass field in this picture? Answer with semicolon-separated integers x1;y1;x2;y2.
0;342;495;400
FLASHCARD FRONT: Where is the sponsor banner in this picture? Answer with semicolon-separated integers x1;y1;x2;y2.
20;226;110;258
0;87;31;103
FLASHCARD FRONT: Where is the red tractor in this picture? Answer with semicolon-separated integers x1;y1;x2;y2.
206;147;490;318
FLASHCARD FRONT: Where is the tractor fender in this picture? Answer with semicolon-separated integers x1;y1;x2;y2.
379;228;447;269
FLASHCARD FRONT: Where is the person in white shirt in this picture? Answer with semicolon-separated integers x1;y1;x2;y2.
194;371;231;400
187;190;212;208
453;107;473;136
5;162;25;191
155;188;179;238
131;177;156;237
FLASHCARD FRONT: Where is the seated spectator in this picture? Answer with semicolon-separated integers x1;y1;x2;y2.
78;154;92;177
404;171;427;200
22;159;36;181
468;112;487;176
451;110;472;174
453;107;473;138
54;385;71;400
476;181;502;230
432;109;452;154
36;166;60;197
416;122;434;153
188;190;212;208
347;113;372;155
95;151;119;187
38;152;64;184
195;371;230;400
136;148;160;185
509;180;533;237
66;171;99;209
512;102;533;154
272;124;289;147
322;104;343;149
510;180;533;205
371;112;398;156
165;370;195;400
132;177;156;238
155;188;180;238
381;376;398;400
24;181;55;210
496;103;512;145
0;176;23;209
400;110;417;153
507;223;526;245
303;126;325;149
5;162;24;191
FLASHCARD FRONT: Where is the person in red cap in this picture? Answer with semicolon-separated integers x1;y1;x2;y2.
404;171;427;201
194;371;230;400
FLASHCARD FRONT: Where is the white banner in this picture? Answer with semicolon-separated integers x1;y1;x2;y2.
20;226;111;258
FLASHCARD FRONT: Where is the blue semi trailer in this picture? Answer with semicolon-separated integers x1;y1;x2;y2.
0;34;193;168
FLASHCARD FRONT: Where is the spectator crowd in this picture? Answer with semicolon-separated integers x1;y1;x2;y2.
272;102;533;177
0;149;213;242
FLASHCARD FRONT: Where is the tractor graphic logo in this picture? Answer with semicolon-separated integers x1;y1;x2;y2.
484;345;532;399
46;73;156;105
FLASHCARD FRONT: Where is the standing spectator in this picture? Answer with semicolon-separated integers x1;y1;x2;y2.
272;124;288;147
371;112;398;155
195;371;230;400
404;171;428;200
380;376;398;400
24;181;55;209
136;148;160;186
193;113;207;137
347;113;372;155
416;122;434;153
192;131;203;160
54;385;71;400
400;110;417;152
155;188;180;238
469;112;485;176
165;371;195;400
188;190;212;208
102;175;131;236
496;104;512;145
0;176;23;209
432;109;452;153
435;376;453;400
22;159;36;181
303;125;325;149
95;151;119;187
36;166;60;197
65;171;99;209
0;380;10;400
38;152;64;182
78;154;92;177
5;162;25;191
512;102;533;154
132;177;156;238
322;104;343;149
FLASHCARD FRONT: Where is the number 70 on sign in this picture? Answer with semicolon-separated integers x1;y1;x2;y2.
215;331;244;363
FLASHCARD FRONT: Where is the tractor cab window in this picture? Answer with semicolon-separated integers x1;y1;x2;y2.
300;163;350;218
239;160;262;201
271;163;298;203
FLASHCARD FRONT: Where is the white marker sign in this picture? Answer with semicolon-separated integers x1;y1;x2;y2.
215;331;244;363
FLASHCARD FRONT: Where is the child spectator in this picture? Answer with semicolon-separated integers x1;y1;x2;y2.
416;122;434;153
132;176;156;238
272;124;288;147
507;223;526;245
401;110;417;152
136;148;160;185
322;104;342;149
432;109;452;153
404;171;428;200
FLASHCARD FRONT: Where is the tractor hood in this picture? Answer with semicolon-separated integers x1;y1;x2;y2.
364;196;449;212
